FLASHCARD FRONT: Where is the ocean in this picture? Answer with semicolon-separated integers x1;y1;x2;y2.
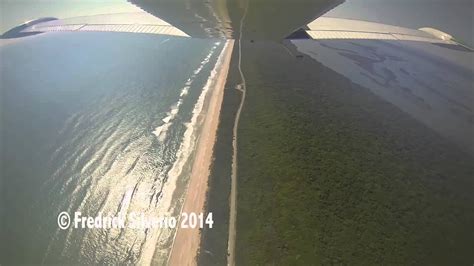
0;32;224;264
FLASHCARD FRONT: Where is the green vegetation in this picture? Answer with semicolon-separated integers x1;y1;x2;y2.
235;41;474;265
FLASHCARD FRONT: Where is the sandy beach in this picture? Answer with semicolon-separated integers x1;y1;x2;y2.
167;40;234;266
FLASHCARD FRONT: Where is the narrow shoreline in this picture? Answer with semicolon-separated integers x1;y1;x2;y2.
167;40;235;266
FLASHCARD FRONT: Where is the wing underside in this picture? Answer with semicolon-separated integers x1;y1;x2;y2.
2;12;189;38
129;0;344;39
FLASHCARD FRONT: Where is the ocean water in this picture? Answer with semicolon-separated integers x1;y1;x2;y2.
0;32;224;264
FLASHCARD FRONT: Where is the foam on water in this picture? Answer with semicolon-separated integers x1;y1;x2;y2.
4;35;225;264
152;44;219;142
139;41;227;265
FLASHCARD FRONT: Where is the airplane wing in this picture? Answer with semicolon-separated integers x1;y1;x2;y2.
2;0;345;40
304;17;461;45
290;16;474;153
1;12;189;39
129;0;344;39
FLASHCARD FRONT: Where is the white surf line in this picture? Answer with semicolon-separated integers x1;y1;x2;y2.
138;42;224;266
153;44;218;141
228;1;249;265
166;40;233;266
